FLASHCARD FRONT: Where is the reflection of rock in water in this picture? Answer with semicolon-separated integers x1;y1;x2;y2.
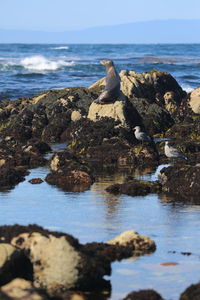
91;167;158;223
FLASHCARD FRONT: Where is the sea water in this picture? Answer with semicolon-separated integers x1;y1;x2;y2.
1;43;200;100
1;44;200;299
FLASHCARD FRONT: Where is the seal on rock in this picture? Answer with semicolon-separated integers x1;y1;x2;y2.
94;60;121;104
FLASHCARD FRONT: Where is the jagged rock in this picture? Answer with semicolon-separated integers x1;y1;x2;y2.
89;69;183;134
158;165;200;201
123;289;164;300
0;278;48;300
0;88;97;142
106;179;161;196
180;282;200;300
189;87;200;114
119;69;185;107
107;230;156;254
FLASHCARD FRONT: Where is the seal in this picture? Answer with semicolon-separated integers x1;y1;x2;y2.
94;60;120;104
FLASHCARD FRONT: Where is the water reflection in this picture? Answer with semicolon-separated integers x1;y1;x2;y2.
0;164;200;299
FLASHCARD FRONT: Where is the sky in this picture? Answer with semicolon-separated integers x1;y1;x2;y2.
0;0;200;31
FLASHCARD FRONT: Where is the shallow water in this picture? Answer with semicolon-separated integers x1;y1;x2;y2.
0;158;200;299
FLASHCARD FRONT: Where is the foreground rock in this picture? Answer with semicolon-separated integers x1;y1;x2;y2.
0;278;48;299
106;179;161;196
180;281;200;300
0;224;156;296
158;165;200;201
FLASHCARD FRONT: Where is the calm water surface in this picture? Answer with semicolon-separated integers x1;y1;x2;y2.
0;160;200;300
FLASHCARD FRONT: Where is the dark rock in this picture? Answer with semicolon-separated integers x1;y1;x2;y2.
180;282;200;300
28;178;43;184
0;87;97;143
129;98;174;135
165;115;200;141
158;165;200;201
45;170;94;192
106;179;161;196
67;118;159;168
123;289;164;300
0;163;28;189
46;149;95;192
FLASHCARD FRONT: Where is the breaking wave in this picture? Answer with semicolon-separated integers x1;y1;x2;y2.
20;55;75;71
51;46;70;50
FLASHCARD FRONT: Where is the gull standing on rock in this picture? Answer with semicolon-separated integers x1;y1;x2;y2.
164;141;187;160
133;126;152;142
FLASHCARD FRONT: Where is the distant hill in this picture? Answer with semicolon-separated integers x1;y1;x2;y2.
1;19;200;43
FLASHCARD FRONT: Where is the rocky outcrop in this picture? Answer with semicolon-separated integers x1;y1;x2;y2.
0;88;97;143
0;224;156;296
158;165;200;201
119;69;185;108
89;69;186;134
66;118;159;168
189;87;200;114
106;179;161;196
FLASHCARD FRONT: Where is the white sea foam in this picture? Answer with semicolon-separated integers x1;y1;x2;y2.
51;46;70;50
20;55;75;71
182;86;194;93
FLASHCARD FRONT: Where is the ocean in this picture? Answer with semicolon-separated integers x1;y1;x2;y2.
0;43;200;101
1;44;200;300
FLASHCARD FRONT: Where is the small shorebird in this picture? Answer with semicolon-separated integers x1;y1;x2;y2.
133;126;151;142
164;141;187;160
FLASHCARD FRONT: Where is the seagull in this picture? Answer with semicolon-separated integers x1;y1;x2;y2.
164;141;187;160
133;126;151;142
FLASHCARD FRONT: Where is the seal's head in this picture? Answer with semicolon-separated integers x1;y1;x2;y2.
100;59;114;67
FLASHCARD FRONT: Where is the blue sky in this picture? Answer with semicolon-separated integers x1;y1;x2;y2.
0;0;200;31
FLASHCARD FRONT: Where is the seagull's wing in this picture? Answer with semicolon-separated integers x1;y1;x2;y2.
140;132;151;141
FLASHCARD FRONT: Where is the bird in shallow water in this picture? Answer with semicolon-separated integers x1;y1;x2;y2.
164;141;187;160
133;126;152;142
